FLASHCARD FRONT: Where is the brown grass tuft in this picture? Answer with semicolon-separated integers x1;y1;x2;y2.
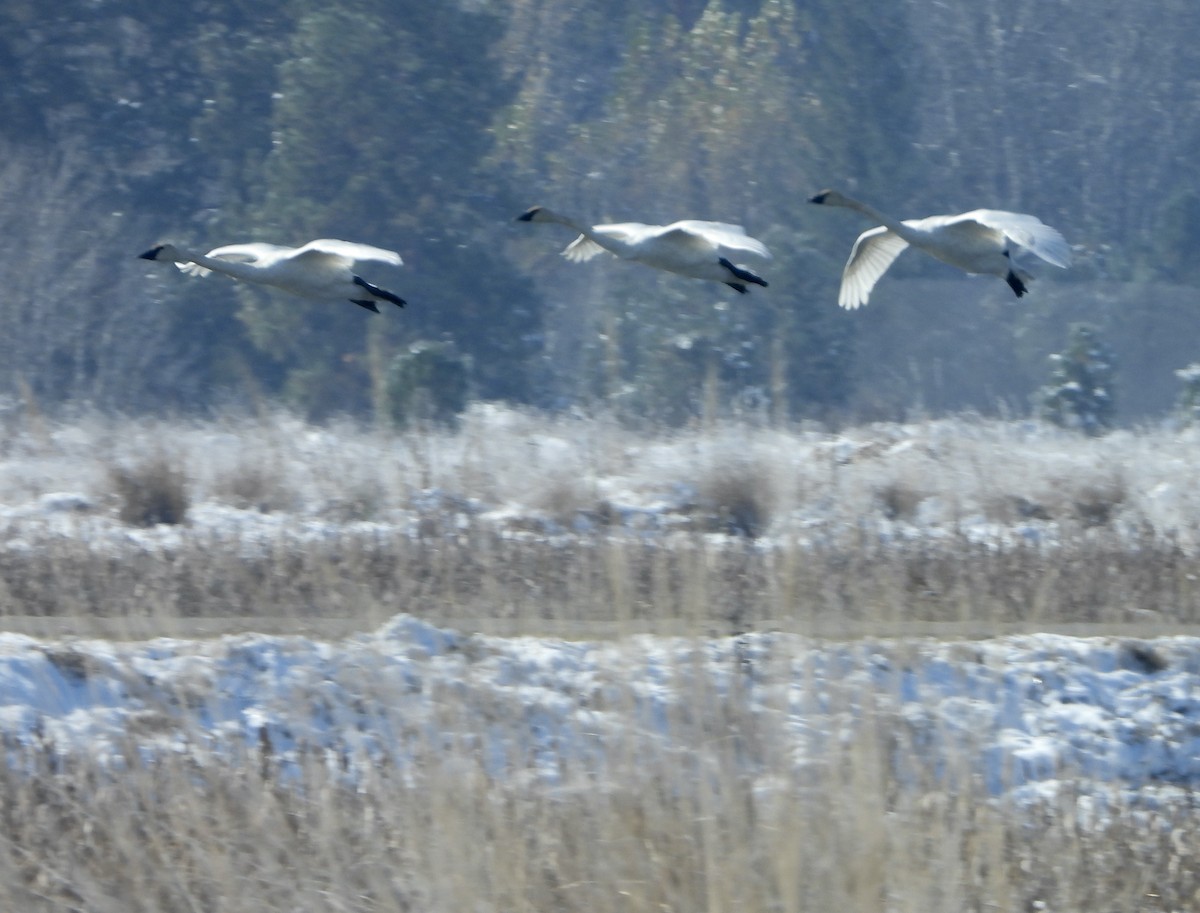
108;453;189;527
212;461;293;513
695;459;779;538
877;478;926;521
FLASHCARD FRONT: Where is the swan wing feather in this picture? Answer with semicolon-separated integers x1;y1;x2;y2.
840;227;910;310
955;211;1073;268
590;222;661;245
203;243;292;264
296;239;403;267
664;221;772;260
562;234;609;262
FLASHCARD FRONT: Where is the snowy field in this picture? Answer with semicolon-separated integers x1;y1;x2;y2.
1;406;1199;792
1;407;1199;910
5;403;1200;549
2;613;1198;800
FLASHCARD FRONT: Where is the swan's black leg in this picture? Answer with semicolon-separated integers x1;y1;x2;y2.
725;282;748;294
353;275;406;308
1005;271;1027;297
351;299;381;313
718;257;768;289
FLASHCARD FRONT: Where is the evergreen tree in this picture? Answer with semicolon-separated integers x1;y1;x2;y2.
1174;364;1200;427
1037;324;1117;435
385;341;471;429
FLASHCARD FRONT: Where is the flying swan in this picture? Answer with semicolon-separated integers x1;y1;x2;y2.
808;190;1072;309
138;239;406;312
516;206;771;293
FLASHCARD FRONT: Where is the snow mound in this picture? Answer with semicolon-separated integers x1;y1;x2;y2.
0;617;1197;797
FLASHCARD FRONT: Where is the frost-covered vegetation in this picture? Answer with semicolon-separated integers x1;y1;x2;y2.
3;406;1200;631
2;408;1200;910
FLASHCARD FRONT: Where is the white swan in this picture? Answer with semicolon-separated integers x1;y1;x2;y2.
808;190;1072;309
138;239;406;312
516;206;771;293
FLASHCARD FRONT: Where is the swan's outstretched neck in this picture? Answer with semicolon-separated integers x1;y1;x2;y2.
809;190;907;236
517;205;615;257
140;244;265;283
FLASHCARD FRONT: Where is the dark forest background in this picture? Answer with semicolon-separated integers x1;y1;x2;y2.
2;0;1199;424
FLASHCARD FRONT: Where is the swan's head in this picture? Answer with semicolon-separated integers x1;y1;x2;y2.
808;189;851;207
516;206;547;223
138;243;181;262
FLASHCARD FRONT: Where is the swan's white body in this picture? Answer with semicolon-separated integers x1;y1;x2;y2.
809;190;1071;309
139;239;406;312
517;206;771;292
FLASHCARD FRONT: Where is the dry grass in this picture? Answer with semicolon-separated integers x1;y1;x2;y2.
2;407;1200;910
0;408;1199;637
0;695;1195;913
2;521;1199;634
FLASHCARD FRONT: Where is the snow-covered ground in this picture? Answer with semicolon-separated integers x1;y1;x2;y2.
1;614;1197;804
2;408;1200;810
4;405;1200;548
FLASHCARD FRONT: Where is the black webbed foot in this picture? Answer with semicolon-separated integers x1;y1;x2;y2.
353;275;406;307
719;256;768;288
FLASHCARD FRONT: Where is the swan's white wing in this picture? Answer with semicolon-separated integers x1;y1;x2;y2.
297;239;403;267
561;234;610;262
559;221;662;261
839;227;910;310
666;221;772;260
591;222;661;245
203;243;292;264
958;211;1072;268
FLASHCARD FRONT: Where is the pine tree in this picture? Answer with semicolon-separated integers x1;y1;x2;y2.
1037;324;1117;435
1174;363;1200;427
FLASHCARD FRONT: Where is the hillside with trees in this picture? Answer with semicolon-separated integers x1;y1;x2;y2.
2;0;1198;424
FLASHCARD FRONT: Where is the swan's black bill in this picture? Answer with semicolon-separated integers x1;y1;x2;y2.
516;206;542;222
138;246;165;260
808;192;830;205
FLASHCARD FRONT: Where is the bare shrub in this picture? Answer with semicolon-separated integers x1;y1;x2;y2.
531;471;595;529
876;478;926;521
694;459;780;538
212;461;294;513
1118;639;1169;674
38;646;95;683
1070;475;1128;527
108;454;190;527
